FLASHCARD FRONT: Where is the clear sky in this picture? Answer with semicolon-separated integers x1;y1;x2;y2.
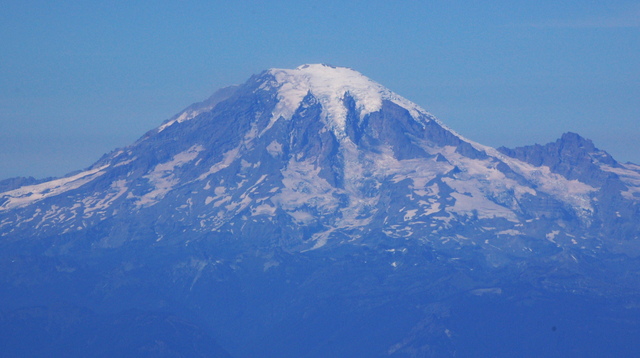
1;1;638;179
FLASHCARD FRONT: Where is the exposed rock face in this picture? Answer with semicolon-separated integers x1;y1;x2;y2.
499;132;640;254
498;132;619;186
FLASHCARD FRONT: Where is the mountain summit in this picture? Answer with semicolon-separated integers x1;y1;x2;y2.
1;65;640;357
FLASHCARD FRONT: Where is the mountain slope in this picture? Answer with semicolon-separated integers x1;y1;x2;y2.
3;64;638;255
1;64;640;357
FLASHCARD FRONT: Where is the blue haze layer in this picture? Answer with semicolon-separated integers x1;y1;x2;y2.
1;0;639;178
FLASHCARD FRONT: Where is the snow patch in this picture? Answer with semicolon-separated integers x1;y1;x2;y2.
251;203;276;216
443;177;519;222
198;146;240;180
497;229;523;236
266;140;283;157
271;159;340;215
546;230;560;243
404;209;418;221
135;145;204;208
82;179;128;218
158;106;213;132
0;165;109;211
601;164;640;200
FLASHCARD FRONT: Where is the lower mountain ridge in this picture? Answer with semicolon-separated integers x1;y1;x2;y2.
1;64;640;357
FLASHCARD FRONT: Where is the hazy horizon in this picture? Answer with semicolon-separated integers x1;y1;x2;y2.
1;1;638;179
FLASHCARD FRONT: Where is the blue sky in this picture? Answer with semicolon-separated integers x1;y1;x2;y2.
1;1;638;178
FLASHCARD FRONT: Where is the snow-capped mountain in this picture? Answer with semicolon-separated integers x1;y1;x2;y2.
2;64;638;256
2;64;640;357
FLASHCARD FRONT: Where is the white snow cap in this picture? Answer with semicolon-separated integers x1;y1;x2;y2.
265;64;433;137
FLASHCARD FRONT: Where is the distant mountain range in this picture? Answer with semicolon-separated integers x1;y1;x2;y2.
1;64;639;357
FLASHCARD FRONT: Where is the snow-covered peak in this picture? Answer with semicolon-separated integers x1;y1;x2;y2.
265;64;433;137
